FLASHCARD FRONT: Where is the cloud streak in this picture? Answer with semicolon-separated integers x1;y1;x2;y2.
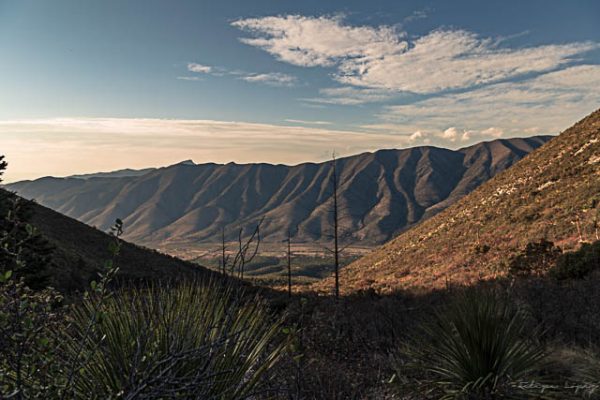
304;86;399;105
232;15;597;94
240;72;297;86
184;62;298;87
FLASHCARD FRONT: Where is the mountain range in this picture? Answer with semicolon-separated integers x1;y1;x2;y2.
313;109;599;294
7;137;551;252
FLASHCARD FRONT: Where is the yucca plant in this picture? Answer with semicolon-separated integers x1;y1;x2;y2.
569;348;600;399
62;279;284;399
396;289;549;399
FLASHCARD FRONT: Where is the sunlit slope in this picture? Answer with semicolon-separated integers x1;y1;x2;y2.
314;109;599;294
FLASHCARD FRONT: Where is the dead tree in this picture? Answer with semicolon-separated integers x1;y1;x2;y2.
332;154;340;299
229;218;263;280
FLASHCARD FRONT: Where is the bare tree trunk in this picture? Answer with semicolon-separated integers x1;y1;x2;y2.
332;155;340;299
221;227;226;276
287;230;292;297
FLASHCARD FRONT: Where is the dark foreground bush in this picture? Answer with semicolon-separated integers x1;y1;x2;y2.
550;240;600;280
0;278;285;399
63;280;285;399
394;289;547;399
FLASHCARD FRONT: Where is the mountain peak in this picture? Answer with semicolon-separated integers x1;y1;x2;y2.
175;160;196;166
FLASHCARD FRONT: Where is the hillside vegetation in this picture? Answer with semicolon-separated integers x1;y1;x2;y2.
317;109;599;293
5;190;209;292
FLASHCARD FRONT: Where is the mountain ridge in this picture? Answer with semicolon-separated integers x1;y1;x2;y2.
7;136;552;252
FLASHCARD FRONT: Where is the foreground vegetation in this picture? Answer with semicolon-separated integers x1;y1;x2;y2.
0;221;285;398
3;155;600;399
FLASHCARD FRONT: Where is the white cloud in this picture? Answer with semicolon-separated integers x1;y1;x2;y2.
187;63;212;73
0;118;414;182
461;130;477;141
240;72;297;86
232;15;406;68
376;65;600;137
409;130;424;141
441;127;459;142
337;30;596;93
233;15;597;94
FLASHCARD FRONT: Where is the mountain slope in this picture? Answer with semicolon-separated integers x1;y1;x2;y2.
315;110;600;294
16;192;207;292
7;137;551;251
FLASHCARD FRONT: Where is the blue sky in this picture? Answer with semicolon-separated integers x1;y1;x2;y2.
1;0;599;181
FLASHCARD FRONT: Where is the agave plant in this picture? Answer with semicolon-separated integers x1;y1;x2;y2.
62;279;284;399
397;289;548;399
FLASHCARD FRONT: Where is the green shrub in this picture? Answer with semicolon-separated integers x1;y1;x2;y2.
0;281;64;398
550;240;600;280
63;280;284;399
395;289;547;399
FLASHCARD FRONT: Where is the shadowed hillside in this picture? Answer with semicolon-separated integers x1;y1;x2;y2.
11;191;209;292
8;137;550;251
315;109;600;294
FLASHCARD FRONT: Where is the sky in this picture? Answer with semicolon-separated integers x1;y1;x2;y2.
1;0;599;182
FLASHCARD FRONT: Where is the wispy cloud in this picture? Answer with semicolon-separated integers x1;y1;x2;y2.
232;15;405;68
184;62;298;87
403;8;429;23
176;76;203;81
304;86;398;105
232;15;598;94
187;63;212;73
284;119;332;125
240;72;297;87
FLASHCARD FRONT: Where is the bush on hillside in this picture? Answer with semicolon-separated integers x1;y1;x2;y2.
508;239;562;277
0;280;64;397
550;240;600;280
0;157;55;289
